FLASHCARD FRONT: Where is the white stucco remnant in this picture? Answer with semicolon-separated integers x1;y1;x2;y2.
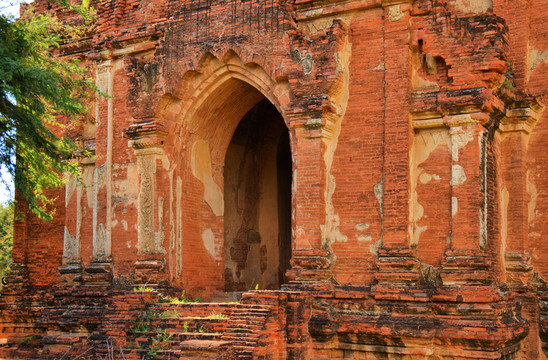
450;130;474;162
356;223;370;231
451;164;467;186
388;6;404;22
322;32;351;247
176;176;183;276
409;129;450;248
202;228;220;260
191;140;224;216
370;239;382;256
527;170;538;225
358;234;372;242
454;0;492;14
501;187;509;256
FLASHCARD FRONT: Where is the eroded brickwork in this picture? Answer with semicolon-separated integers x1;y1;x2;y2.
1;0;547;359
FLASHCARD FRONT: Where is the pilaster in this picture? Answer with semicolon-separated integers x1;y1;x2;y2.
440;114;493;285
373;0;418;284
125;120;168;285
286;117;333;287
498;101;544;284
59;154;95;284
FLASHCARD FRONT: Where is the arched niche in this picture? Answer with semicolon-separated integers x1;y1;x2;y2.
159;52;294;295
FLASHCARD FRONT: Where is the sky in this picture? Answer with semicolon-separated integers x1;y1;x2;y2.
0;0;22;17
0;0;26;204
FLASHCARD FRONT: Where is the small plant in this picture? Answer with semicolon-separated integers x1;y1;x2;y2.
195;325;205;333
158;290;201;304
502;78;514;91
207;312;228;319
133;286;157;293
147;348;158;357
147;329;173;357
159;329;174;342
18;335;42;345
130;311;154;333
131;322;149;333
160;310;179;319
182;321;189;332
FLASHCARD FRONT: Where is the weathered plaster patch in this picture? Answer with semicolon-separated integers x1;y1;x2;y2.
65;174;77;207
451;196;458;217
176;176;182;276
304;8;323;18
454;0;492;14
322;32;351;248
191;140;224;216
388;6;404;22
369;239;382;256
95;223;106;259
63;227;78;261
528;49;548;75
410;190;428;248
113;163;139;207
357;223;372;242
358;234;372;242
161;154;170;170
526;170;538;225
411;66;439;91
373;178;384;245
168;171;174;276
81;164;95;208
501;187;509;256
93;165;107;259
419;172;441;184
451;131;474;162
136;150;159;254
122;220;128;231
373;62;385;71
356;223;370;231
410;129;450;247
155;196;165;254
202;228;220;260
300;16;332;34
451;164;467;186
374;179;384;220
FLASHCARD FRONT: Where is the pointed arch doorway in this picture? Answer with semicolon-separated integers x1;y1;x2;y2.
223;98;292;291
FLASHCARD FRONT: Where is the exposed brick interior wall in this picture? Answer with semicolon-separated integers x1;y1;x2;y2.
2;0;548;359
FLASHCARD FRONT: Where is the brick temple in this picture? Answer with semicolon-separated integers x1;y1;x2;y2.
1;0;547;358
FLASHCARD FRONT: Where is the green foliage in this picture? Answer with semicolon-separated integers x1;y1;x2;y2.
502;59;515;91
18;334;42;345
0;202;13;288
158;290;201;304
207;311;227;319
0;6;96;220
133;286;158;293
130;311;154;333
159;310;179;319
148;329;173;357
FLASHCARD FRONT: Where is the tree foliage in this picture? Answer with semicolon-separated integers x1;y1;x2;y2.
0;5;95;220
0;202;13;288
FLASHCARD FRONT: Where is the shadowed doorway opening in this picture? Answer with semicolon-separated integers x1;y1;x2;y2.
224;98;292;291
